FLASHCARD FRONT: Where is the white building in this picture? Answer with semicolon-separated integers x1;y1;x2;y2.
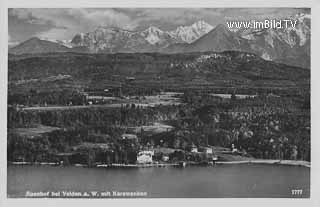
162;155;169;162
137;150;154;164
191;146;198;153
121;134;138;140
204;147;213;154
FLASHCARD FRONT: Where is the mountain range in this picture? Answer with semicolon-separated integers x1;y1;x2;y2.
9;14;310;68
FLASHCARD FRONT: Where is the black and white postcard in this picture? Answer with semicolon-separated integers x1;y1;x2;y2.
1;0;320;207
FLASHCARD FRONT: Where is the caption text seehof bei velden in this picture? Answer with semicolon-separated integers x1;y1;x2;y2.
25;190;148;198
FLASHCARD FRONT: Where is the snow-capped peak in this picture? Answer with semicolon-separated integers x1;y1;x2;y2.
141;26;165;45
238;12;310;48
191;20;213;31
295;13;311;21
38;37;73;48
281;13;310;47
169;20;214;43
144;26;163;34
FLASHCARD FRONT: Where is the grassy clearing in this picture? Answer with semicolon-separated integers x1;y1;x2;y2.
9;125;60;137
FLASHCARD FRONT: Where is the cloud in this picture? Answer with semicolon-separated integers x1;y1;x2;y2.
8;34;19;48
220;8;310;21
9;8;309;42
9;8;58;26
9;8;32;20
36;28;71;40
120;8;224;30
9;8;137;40
67;9;136;29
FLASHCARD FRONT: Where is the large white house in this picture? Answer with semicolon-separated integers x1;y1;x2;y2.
137;150;154;164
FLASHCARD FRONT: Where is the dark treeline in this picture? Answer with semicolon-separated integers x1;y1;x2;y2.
7;129;139;165
179;91;310;160
8;89;86;106
8;105;181;128
8;89;310;163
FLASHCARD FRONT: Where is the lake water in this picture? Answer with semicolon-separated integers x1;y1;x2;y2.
7;164;310;198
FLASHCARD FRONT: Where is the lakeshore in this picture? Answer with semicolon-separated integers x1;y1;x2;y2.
215;159;310;167
8;159;311;168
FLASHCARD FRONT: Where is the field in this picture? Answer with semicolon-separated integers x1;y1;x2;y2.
9;125;60;138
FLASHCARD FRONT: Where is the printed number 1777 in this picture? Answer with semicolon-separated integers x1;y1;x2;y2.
291;189;303;195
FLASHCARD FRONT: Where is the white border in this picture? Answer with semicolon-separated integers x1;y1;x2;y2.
1;1;320;207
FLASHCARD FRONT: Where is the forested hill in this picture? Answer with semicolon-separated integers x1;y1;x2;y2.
8;51;309;92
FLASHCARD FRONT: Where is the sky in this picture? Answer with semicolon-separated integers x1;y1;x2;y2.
8;8;310;45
